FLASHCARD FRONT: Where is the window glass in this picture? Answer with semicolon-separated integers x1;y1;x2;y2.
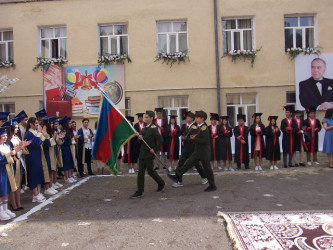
100;37;108;55
226;94;240;105
41;28;53;38
300;16;314;26
242;93;256;104
3;31;13;41
100;26;113;36
238;19;251;29
157;22;171;32
173;22;187;32
284;17;298;27
157;34;167;53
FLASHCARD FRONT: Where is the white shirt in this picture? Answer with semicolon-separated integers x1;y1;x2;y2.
211;125;216;134
156;118;163;134
316;78;323;95
83;128;92;149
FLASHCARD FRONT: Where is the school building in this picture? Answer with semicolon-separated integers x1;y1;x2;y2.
0;0;332;126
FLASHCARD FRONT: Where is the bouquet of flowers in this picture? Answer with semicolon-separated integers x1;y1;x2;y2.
155;51;189;67
98;54;131;66
33;57;68;71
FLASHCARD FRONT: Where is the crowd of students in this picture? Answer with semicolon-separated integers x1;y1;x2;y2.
0;109;97;221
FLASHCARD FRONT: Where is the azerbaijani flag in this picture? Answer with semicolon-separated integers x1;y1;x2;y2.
92;95;136;175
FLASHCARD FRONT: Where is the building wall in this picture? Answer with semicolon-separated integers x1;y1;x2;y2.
0;0;332;124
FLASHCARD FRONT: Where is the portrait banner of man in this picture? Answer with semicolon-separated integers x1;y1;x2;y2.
296;54;333;111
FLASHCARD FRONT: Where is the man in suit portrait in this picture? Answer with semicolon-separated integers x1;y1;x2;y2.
299;58;333;110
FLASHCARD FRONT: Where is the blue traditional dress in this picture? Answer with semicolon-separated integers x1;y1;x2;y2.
0;144;16;197
24;129;50;190
322;118;333;154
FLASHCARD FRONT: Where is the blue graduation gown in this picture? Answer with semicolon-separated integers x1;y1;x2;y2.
60;136;74;171
43;138;52;173
0;150;11;197
24;130;46;190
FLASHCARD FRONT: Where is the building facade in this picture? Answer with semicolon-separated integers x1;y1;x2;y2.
0;0;332;126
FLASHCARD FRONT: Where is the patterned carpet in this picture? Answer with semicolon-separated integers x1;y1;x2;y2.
218;211;333;250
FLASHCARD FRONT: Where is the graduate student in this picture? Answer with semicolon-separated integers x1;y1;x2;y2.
165;115;181;172
303;107;322;165
265;116;281;170
250;113;266;171
293;110;306;167
220;116;233;171
153;108;168;170
77;118;94;176
208;113;222;170
122;116;137;174
234;114;250;170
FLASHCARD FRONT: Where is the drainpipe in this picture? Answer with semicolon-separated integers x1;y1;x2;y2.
214;0;221;115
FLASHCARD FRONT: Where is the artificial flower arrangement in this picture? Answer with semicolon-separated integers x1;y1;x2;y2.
0;60;15;69
223;47;262;67
285;47;320;60
98;54;131;66
155;51;189;67
33;57;67;71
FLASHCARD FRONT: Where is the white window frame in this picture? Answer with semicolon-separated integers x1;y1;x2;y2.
284;15;317;49
158;95;189;125
0;29;13;61
125;97;131;116
38;26;67;58
0;103;15;119
286;91;296;110
226;93;257;127
222;17;255;53
156;20;188;54
99;24;129;56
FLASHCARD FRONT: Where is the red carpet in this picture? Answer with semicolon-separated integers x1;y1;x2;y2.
218;211;333;249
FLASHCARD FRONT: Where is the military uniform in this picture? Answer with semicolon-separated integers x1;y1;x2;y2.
136;123;165;195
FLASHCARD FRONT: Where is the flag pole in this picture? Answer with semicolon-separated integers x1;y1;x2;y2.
95;84;170;171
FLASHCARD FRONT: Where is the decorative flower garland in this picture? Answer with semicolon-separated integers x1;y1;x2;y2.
98;54;131;66
285;47;321;60
223;47;262;67
33;57;68;71
0;60;15;69
154;51;189;67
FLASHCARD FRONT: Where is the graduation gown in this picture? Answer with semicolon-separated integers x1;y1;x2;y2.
165;124;181;160
132;122;144;162
220;126;233;161
43;136;52;173
122;137;138;163
302;118;322;152
0;144;16;197
60;135;75;171
250;124;266;159
265;126;281;161
153;118;168;152
294;118;304;152
24;129;50;190
208;125;222;161
280;118;299;154
234;125;249;164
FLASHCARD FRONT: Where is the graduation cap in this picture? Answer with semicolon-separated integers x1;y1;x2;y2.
35;109;47;119
42;116;56;124
0;126;8;135
2;118;18;127
195;110;207;120
294;110;303;115
252;112;263;118
283;105;294;112
59;116;71;125
154;108;164;113
51;117;58;123
210;113;219;121
0;112;10;120
136;113;145;118
220;116;229;120
183;111;195;120
306;107;317;113
268;116;278;121
126;116;134;123
169;115;177;119
237;114;246;122
15;110;28;122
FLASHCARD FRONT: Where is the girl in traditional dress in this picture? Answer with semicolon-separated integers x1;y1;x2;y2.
0;127;17;220
24;117;50;203
59;117;77;184
220;116;234;171
265;116;281;170
165;115;181;172
6;119;31;211
322;109;333;168
250;113;266;171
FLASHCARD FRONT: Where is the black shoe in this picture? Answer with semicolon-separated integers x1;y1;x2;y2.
288;164;294;167
154;167;160;171
204;185;217;192
300;163;305;166
57;171;64;177
156;183;165;192
167;173;179;182
284;165;288;168
130;191;143;199
88;173;95;176
163;167;167;170
18;206;24;211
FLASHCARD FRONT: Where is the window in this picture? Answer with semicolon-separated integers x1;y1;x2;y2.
99;24;128;56
284;15;316;50
0;30;14;62
125;97;131;116
156;21;188;54
226;93;257;127
286;91;296;110
39;27;67;58
158;95;189;125
0;103;15;119
222;18;254;53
